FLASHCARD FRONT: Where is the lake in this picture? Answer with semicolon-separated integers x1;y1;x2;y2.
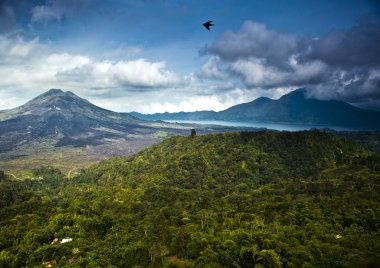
164;120;356;132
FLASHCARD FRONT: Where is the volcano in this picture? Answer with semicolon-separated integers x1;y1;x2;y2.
0;89;177;153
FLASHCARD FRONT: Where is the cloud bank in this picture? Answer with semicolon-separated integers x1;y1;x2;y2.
202;20;380;110
0;35;180;91
1;5;379;113
0;34;249;113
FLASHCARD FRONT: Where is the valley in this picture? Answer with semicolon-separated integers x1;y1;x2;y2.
0;89;190;177
1;89;380;178
1;89;380;267
0;135;160;179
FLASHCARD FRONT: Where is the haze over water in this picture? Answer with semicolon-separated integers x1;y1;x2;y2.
164;120;358;132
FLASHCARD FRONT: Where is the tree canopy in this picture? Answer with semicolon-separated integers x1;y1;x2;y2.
0;130;379;267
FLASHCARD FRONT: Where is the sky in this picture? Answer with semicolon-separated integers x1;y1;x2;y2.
0;0;380;113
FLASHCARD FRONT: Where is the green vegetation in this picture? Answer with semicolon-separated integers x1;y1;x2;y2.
154;131;170;139
1;131;380;267
339;131;380;155
0;170;5;181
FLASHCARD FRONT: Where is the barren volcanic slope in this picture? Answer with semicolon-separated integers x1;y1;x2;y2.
1;89;140;150
0;89;190;176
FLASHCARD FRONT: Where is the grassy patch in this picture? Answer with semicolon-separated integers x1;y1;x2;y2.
154;130;169;139
163;256;193;268
0;147;97;179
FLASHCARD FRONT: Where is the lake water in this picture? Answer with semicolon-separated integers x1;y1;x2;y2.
164;120;355;132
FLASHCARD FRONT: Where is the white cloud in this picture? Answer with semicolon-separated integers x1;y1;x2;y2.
86;85;259;114
0;35;181;98
46;53;90;68
206;21;306;67
55;58;181;89
112;59;180;87
149;95;228;113
230;57;328;88
0;35;298;114
231;58;276;87
0;36;43;60
0;34;293;114
199;56;228;80
0;30;340;114
203;20;330;89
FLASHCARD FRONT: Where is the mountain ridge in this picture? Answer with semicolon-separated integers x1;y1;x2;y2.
130;88;380;130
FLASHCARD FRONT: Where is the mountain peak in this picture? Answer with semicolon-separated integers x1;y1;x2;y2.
6;88;104;121
130;87;380;130
279;88;308;100
253;96;272;104
26;88;86;108
38;89;77;100
46;88;64;95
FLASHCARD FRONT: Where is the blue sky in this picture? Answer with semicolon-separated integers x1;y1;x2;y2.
0;0;379;113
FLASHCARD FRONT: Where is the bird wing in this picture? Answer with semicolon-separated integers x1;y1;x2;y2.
203;21;213;30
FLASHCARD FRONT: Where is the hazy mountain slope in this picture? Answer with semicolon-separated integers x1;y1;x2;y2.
129;110;217;121
220;89;380;127
131;89;380;129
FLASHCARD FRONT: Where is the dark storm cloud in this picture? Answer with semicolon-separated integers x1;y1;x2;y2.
205;21;309;69
316;70;380;97
203;20;380;110
304;22;380;107
303;23;380;68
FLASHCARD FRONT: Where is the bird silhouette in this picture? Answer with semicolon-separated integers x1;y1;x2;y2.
203;21;214;30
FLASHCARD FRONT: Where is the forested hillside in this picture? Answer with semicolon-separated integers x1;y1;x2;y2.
1;131;380;267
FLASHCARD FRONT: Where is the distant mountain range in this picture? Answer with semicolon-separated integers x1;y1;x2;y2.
130;89;380;130
0;89;185;153
1;88;379;156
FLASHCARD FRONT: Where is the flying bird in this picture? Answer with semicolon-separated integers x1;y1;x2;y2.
203;21;214;30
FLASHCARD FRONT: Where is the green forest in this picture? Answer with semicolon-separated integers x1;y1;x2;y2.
1;130;380;267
